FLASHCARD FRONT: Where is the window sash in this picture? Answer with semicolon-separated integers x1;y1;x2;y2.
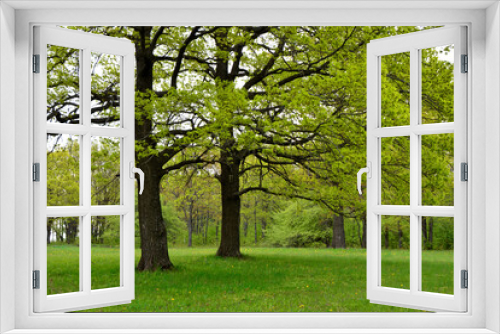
366;26;467;312
32;26;136;313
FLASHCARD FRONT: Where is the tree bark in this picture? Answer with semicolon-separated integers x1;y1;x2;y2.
134;27;173;270
216;154;242;257
137;159;173;270
331;213;346;248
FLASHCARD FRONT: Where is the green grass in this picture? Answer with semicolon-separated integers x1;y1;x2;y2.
46;245;453;312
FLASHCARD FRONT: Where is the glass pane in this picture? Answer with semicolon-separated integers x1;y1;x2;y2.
421;45;454;124
47;45;81;124
381;51;410;127
421;134;454;206
47;134;80;206
91;215;121;290
91;52;121;127
91;137;121;206
381;215;410;290
47;217;80;295
421;217;454;294
381;136;410;205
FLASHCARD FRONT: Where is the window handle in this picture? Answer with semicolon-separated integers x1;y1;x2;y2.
357;162;372;195
130;162;145;195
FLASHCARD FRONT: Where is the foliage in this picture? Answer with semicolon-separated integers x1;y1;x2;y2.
265;200;330;248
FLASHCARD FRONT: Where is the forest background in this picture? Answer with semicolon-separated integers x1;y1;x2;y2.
44;25;455;312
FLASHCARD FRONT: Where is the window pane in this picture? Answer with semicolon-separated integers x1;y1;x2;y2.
47;134;80;206
91;137;121;206
91;215;121;290
91;52;121;127
381;52;410;127
421;217;454;294
47;45;81;124
47;217;80;295
421;134;454;206
381;137;410;205
381;215;410;290
421;45;454;124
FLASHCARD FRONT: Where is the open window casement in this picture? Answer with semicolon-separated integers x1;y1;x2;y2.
363;26;467;312
33;26;137;312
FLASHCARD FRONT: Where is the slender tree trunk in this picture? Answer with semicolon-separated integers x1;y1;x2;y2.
422;217;428;249
384;225;390;249
196;207;200;235
356;219;362;247
261;219;266;239
330;219;334;248
254;196;258;244
47;220;52;245
215;220;219;238
135;27;173;271
204;215;209;244
361;216;367;248
243;220;248;238
188;202;193;247
398;221;403;249
216;155;242;257
428;218;434;250
331;213;346;249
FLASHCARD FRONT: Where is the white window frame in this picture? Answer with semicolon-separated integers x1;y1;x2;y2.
1;1;499;333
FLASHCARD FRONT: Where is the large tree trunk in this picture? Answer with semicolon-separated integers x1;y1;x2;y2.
331;213;346;249
137;160;173;270
216;155;242;257
135;27;173;271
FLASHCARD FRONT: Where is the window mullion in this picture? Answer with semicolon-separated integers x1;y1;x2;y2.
409;47;420;295
81;47;92;294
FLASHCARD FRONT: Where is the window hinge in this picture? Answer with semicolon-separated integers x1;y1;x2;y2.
461;270;468;289
33;163;40;182
33;54;40;73
33;270;40;289
461;162;468;181
461;54;468;73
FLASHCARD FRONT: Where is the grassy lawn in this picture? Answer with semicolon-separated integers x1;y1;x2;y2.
46;245;453;312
